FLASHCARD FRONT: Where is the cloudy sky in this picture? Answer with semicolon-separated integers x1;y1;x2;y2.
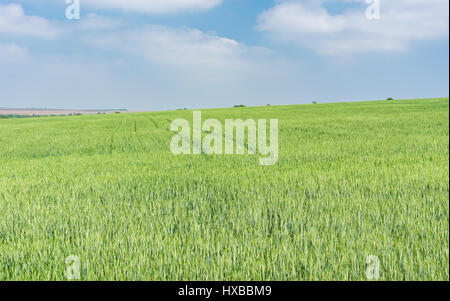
0;0;448;110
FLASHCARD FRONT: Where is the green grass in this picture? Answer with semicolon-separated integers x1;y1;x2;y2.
0;98;448;281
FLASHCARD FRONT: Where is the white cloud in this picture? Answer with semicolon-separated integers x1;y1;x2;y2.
85;0;222;14
86;25;272;75
77;13;124;30
14;0;222;14
0;3;126;39
0;4;62;38
258;0;449;54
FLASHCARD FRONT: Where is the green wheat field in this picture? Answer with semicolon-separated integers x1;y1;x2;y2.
0;98;448;281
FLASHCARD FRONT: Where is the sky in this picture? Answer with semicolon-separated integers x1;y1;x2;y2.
0;0;448;110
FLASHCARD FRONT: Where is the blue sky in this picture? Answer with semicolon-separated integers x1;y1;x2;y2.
0;0;448;110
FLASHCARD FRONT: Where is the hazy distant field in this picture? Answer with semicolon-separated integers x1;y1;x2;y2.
0;98;448;280
0;109;128;117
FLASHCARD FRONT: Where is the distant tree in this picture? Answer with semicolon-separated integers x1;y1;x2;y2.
387;97;394;101
312;101;317;104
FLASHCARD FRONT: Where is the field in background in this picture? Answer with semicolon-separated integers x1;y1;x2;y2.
0;98;448;280
0;109;128;117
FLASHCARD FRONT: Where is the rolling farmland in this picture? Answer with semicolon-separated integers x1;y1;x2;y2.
0;98;448;280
